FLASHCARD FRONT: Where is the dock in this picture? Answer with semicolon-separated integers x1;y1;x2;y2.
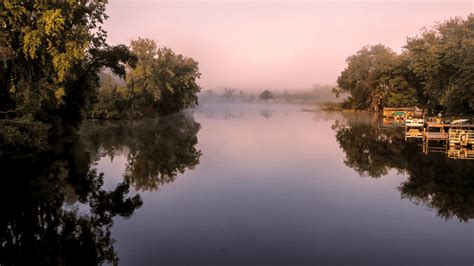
448;147;474;160
404;118;474;159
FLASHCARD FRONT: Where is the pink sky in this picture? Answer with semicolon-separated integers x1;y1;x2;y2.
104;1;472;91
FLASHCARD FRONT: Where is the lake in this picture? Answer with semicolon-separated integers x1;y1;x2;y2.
1;103;472;265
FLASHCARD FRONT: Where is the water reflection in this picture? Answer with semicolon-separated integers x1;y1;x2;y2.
260;109;272;119
81;113;202;191
0;135;142;265
333;114;474;222
0;112;201;265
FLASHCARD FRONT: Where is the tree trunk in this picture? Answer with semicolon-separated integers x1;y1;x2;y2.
371;91;380;112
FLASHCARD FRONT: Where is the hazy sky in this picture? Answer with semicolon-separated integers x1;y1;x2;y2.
104;1;472;91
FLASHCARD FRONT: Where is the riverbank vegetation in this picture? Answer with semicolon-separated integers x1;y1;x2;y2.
0;1;201;151
89;38;201;119
333;113;474;221
0;112;201;265
333;15;473;115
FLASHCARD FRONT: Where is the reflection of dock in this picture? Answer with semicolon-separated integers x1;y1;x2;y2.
425;132;447;140
449;129;474;146
448;148;474;160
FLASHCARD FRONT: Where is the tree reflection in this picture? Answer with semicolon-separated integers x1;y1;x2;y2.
334;114;474;222
0;112;200;264
81;113;202;191
0;135;142;265
260;109;272;118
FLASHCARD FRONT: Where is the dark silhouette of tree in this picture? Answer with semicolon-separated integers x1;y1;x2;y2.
260;110;272;119
0;135;142;266
259;90;273;101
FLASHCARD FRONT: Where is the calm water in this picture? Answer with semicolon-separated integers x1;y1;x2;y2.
1;103;473;265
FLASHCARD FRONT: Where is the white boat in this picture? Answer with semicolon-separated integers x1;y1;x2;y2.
451;119;469;124
405;118;424;127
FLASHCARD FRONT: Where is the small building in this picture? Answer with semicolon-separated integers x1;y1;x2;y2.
383;107;423;119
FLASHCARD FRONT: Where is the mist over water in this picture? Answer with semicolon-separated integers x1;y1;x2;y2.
89;103;473;265
2;1;473;265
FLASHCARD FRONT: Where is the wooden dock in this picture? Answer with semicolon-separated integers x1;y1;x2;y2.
449;129;474;146
448;147;474;160
404;118;474;158
424;131;447;140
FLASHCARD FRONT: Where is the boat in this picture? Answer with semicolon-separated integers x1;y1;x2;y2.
451;119;469;124
405;118;424;139
405;118;424;127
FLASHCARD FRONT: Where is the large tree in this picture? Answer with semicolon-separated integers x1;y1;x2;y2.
405;15;474;114
91;38;201;118
0;1;136;134
335;44;396;111
259;89;273;101
335;15;473;115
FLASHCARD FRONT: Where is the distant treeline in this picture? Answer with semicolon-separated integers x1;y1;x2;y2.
0;2;201;151
199;84;344;104
334;15;473;115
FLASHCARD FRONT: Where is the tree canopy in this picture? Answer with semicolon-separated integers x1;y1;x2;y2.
259;89;274;101
90;38;201;118
335;44;396;111
335;15;473;115
0;0;137;148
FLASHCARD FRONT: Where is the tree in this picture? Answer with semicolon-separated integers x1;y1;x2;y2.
335;15;473;114
405;15;474;114
0;1;136;136
335;44;396;111
382;52;420;107
154;47;201;114
127;38;201;115
90;38;201;118
259;90;273;101
222;88;236;101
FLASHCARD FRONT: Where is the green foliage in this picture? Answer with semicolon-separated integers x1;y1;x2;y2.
0;119;50;153
336;44;396;111
405;15;474;114
153;47;201;113
336;15;474;114
90;38;201;118
0;1;136;141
